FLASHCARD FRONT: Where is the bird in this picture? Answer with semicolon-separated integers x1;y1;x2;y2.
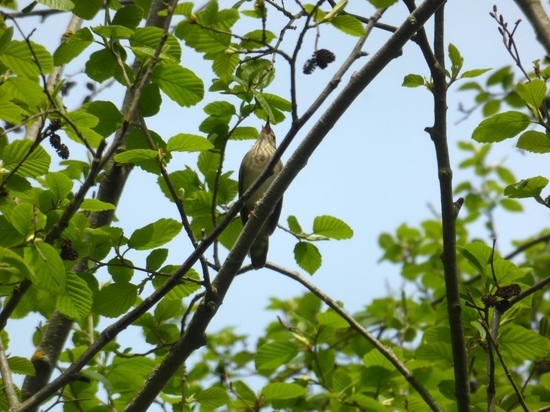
238;122;283;269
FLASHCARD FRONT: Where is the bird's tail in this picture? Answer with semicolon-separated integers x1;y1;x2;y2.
250;225;269;269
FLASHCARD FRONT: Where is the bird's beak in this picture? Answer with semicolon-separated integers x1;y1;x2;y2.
262;120;272;135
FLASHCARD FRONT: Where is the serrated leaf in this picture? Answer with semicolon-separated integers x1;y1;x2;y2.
128;218;182;250
44;172;73;201
460;68;491;79
500;324;550;361
231;126;258;140
112;4;144;29
212;52;239;83
317;311;348;329
330;15;365;36
195;387;230;408
36;0;74;12
472;111;531;143
8;356;35;376
240;30;277;49
146;248;168;272
255;341;299;372
167;134;214;152
448;43;463;68
458;241;492;274
80;199;116;211
94;282;137;317
515;79;546;113
403;74;425;88
261;382;307;401
287;215;303;234
11;203;44;237
25;242;66;293
517;130;550;153
1;40;53;78
368;0;398;7
57;272;93;321
130;27;181;63
313;215;353;240
85;48;118;83
3;140;51;177
504;176;548;201
114;149;159;164
294;242;322;275
80;101;123;137
1;76;46;109
72;0;102;19
63;109;104;147
152;64;204;107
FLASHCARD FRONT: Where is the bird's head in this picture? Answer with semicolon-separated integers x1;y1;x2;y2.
259;122;276;148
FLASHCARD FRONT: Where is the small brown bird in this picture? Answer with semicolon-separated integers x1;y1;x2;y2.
238;122;283;269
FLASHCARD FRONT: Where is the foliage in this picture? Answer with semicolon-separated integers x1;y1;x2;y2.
0;0;548;411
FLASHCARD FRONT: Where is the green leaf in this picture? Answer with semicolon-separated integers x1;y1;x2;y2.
500;324;550;361
472;111;531;143
146;248;168;272
44;172;73;201
240;30;277;49
287;215;303;234
482;99;500;117
212;51;240;83
10;203;43;237
167;134;214;152
415;341;453;366
152;64;204;107
85;48;118;83
402;74;425;88
504;176;548;201
128;218;182;250
112;4;144;29
517;130;550;154
138;83;162;117
515;79;547;114
448;43;463;69
330;15;365;36
294;242;322;275
460;68;491;79
2;140;51;178
72;0;102;19
130;27;181;63
94;282;137;317
63;109;104;147
261;382;307;401
36;1;74;13
231;126;258;141
317;311;348;329
0;40;53;78
313;215;353;239
218;216;242;250
195;387;230;408
368;0;398;7
114;149;159;164
8;356;35;376
1;76;46;110
0;246;31;281
458;241;492;274
255;341;299;372
25;242;66;293
57;272;93;321
80;101;123;137
0;26;13;54
80;199;116;211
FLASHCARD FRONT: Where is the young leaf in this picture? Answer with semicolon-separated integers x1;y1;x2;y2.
25;242;66;293
287;215;303;234
504;176;548;202
53;28;93;65
313;215;353;240
294;242;322;275
194;387;230;408
152;64;204;107
460;68;492;79
56;272;93;321
255;341;299;372
0;40;53;78
167;134;214;152
448;43;463;72
402;74;425;88
517;130;550;154
94;282;138;317
128;218;182;250
80;199;116;211
515;79;547;115
330;15;366;37
261;382;307;401
472;111;531;143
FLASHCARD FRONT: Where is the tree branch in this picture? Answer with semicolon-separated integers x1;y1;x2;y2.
513;0;550;55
